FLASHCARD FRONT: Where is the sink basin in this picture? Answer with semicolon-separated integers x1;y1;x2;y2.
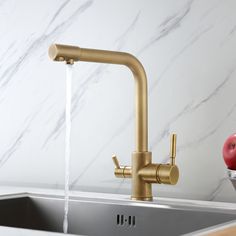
0;192;236;236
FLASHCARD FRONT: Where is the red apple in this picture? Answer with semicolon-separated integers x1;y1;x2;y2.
223;134;236;170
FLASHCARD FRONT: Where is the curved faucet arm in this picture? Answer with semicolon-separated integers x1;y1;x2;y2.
49;44;148;152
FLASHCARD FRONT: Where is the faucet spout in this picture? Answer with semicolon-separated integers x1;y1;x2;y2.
49;44;179;201
49;44;148;152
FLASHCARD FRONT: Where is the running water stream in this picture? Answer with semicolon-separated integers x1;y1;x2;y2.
63;64;73;234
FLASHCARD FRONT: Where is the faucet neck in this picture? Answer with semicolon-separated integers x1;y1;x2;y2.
49;44;148;152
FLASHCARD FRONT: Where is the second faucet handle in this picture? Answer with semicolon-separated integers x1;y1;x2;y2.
112;155;120;169
112;155;132;178
170;133;177;166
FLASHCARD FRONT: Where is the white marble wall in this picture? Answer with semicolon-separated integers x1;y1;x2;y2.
0;0;236;201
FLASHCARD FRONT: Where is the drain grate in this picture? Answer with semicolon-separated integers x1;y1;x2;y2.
116;214;136;227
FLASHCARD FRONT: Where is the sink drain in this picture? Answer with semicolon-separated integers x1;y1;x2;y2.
116;214;136;227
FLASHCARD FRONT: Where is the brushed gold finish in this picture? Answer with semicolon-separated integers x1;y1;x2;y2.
139;164;179;185
48;44;80;63
58;56;65;62
49;44;147;152
139;163;160;183
112;155;120;169
114;166;132;178
66;59;74;65
157;164;179;185
112;155;132;178
131;152;152;201
49;43;180;201
170;133;177;165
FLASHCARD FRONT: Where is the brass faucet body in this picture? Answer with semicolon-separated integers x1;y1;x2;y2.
49;44;179;201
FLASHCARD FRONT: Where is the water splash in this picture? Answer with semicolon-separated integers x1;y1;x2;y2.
63;64;73;234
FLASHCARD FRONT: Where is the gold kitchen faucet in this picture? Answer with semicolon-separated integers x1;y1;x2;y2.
48;44;179;201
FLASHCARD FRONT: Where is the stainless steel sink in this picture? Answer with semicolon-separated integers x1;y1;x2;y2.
0;192;236;236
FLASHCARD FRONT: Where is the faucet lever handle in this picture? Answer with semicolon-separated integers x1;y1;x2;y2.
112;155;120;169
170;133;177;165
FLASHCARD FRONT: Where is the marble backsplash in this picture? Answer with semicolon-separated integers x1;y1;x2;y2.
0;0;236;202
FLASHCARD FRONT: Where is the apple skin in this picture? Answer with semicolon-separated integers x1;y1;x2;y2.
223;134;236;170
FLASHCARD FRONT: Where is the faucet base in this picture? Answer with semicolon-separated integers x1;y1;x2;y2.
131;196;153;201
131;152;153;201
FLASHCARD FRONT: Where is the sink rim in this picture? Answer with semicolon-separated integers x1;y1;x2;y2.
1;191;236;215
